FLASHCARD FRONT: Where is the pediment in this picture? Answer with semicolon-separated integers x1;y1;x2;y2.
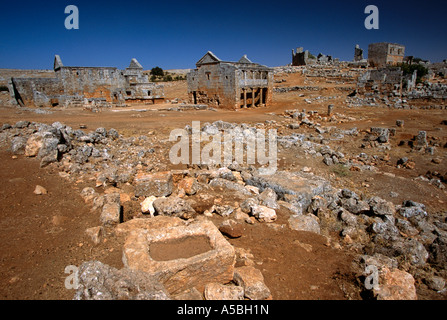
196;51;221;66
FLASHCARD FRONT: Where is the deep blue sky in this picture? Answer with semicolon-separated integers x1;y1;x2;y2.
0;0;446;70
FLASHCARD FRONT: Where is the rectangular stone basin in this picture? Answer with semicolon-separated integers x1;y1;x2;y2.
122;218;235;295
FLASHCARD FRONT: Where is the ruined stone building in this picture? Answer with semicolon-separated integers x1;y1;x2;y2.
368;42;405;68
357;68;404;96
292;47;313;66
9;55;164;108
292;47;334;66
187;51;273;109
354;45;364;62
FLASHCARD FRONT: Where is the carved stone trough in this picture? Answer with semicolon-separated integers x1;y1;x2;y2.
122;218;235;295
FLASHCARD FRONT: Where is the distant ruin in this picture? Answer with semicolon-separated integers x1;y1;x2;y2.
357;68;405;96
354;45;364;62
187;51;273;109
7;55;164;108
368;42;405;68
291;47;334;66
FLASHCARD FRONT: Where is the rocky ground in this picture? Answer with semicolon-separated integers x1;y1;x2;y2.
0;67;446;300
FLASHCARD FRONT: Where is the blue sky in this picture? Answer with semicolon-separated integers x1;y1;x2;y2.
0;0;446;70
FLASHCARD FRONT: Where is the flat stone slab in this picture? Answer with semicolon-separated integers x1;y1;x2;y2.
122;218;235;295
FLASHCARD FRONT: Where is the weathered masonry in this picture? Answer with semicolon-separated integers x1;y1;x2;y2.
10;55;164;108
187;51;273;109
368;42;405;68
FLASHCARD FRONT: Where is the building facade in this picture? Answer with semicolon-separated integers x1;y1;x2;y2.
368;42;405;68
187;52;273;110
10;55;164;108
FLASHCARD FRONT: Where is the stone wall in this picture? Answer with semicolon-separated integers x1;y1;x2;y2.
368;43;405;68
187;52;273;110
188;63;237;108
4;56;164;108
357;68;403;96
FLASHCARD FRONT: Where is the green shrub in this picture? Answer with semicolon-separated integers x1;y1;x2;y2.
399;63;428;83
150;66;164;77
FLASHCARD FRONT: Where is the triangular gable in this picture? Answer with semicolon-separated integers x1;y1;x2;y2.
54;55;63;71
128;58;143;69
238;55;253;64
196;51;221;66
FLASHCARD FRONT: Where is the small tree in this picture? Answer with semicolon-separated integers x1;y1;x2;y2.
150;66;164;77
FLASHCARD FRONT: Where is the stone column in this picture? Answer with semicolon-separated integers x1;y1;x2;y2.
243;88;247;108
252;88;255;107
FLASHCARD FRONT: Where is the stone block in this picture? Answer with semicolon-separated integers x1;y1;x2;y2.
373;267;417;300
204;282;244;300
288;214;321;234
233;266;271;300
74;261;170;300
122;219;235;295
134;171;173;197
100;193;121;226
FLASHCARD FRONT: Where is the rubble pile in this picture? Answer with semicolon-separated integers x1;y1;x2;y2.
1;119;446;300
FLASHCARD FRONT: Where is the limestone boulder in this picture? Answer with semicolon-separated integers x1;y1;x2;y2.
74;260;170;300
122;218;236;295
233;266;271;300
288;214;321;234
134;171;173;197
204;282;244;300
373;267;417;300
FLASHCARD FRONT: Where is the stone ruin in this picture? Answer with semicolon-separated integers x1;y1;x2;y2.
368;42;405;68
291;47;336;66
187;51;273;110
6;55;165;108
357;68;404;96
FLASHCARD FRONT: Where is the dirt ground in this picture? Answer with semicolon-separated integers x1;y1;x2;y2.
0;71;446;300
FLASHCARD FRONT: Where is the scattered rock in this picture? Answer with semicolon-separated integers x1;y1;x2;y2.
233;266;271;300
134;171;173;197
25;133;43;157
251;204;277;223
213;204;234;217
373;267;417;300
140;195;158;216
178;176;199;195
288;214;321;234
80;187;97;203
257;187;279;209
33;185;47;195
424;276;445;292
219;219;244;238
85;226;104;245
152;196;196;219
204;282;244;300
10;136;27;155
100;193;121;226
74;260;171;300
